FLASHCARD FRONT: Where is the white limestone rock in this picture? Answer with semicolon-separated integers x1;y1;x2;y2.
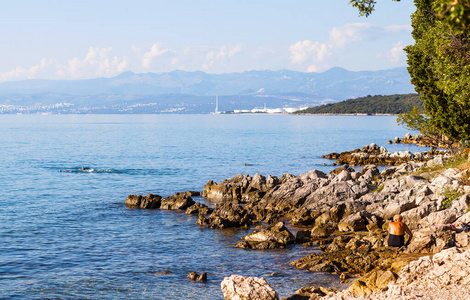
221;275;279;300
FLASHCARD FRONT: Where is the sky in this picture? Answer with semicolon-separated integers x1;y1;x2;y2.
0;0;416;82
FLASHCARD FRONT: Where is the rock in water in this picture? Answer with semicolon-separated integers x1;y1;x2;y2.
221;275;279;300
125;193;162;209
187;272;198;280
197;272;207;281
242;222;295;244
160;192;195;210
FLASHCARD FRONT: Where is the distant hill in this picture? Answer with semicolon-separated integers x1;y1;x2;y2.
0;67;416;114
0;67;413;99
294;94;423;115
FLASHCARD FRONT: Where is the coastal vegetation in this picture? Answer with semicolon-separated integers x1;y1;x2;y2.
294;93;422;115
354;0;470;145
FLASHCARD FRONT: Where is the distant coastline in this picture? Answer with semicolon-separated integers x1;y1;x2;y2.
294;93;422;115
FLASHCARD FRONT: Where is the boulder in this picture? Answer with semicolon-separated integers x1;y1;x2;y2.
337;212;367;232
125;193;162;209
221;275;279;300
284;286;333;300
160;192;195;210
202;202;253;228
347;269;396;296
420;208;459;228
185;202;213;216
333;170;352;182
405;175;427;188
311;225;333;238
406;226;455;253
427;155;444;168
455;232;470;247
197;272;208;281
329;165;354;175
233;240;285;250
202;173;279;202
382;199;417;221
242;222;295;244
295;230;312;243
290;208;320;225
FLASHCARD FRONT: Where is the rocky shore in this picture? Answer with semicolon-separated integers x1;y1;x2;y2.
126;135;470;300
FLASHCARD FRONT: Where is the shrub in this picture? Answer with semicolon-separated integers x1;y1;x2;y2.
440;187;464;210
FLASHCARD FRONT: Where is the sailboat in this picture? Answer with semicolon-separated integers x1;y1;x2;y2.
212;95;221;114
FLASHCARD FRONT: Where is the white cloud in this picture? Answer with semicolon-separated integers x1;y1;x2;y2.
0;58;53;82
385;41;406;64
0;65;39;82
57;47;129;78
289;40;330;64
142;43;171;68
329;23;375;48
203;44;243;69
288;23;377;71
289;23;410;72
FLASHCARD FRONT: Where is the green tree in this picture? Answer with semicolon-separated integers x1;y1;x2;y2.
397;106;447;147
406;0;470;142
351;0;470;143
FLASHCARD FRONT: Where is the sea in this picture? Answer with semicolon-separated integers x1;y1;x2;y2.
0;114;424;299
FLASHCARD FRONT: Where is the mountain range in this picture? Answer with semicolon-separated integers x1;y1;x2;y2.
0;67;415;114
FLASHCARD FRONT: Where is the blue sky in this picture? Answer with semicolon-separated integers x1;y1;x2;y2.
0;0;416;82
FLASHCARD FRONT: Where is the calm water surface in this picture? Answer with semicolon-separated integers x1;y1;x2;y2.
0;114;422;299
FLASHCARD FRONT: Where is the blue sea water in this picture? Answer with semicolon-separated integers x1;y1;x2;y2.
0;114;423;299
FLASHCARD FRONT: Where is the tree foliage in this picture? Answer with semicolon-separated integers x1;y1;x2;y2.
397;106;442;141
352;0;470;142
350;0;470;33
406;0;470;142
350;0;400;17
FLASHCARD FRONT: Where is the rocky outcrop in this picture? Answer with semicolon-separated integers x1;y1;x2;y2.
405;226;456;254
221;275;279;300
234;222;295;249
322;143;450;166
185;202;213;216
160;192;195;210
202;173;280;202
291;229;403;276
125;191;198;210
125;193;162;209
399;132;458;149
346;269;396;296
197;202;254;228
320;247;470;300
285;286;336;300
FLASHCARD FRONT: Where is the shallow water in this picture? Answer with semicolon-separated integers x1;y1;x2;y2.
0;114;423;299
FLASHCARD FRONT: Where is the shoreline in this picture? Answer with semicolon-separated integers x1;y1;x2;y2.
125;133;469;299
